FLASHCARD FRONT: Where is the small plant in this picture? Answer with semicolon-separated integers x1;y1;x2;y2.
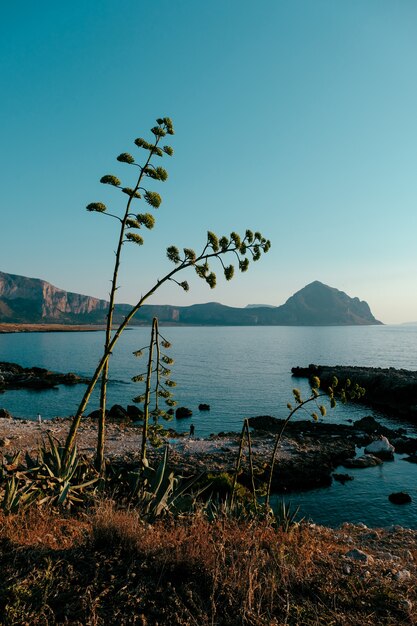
127;445;202;520
230;418;257;511
273;499;302;532
264;376;365;509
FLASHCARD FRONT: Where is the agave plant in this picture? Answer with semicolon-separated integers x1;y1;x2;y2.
273;499;302;532
32;434;99;507
0;474;40;514
0;435;99;511
128;446;203;520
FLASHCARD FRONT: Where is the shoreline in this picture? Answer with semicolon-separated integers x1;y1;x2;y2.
0;323;107;333
2;412;416;495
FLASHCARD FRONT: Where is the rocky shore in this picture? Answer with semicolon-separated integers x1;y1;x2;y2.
0;361;90;391
2;408;417;494
292;364;417;420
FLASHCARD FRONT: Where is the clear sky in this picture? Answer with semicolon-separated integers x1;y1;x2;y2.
1;1;417;323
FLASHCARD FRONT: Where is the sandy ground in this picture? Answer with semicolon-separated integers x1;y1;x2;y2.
0;416;292;467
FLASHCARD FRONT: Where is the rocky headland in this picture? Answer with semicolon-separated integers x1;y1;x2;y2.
292;364;417;420
0;361;90;392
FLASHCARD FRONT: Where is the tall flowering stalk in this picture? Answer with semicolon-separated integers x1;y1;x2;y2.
132;317;176;464
63;118;271;465
88;118;174;473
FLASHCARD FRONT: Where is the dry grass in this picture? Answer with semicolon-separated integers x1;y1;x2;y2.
0;504;416;625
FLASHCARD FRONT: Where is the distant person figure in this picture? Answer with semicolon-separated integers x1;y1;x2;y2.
37;413;42;423
189;423;195;438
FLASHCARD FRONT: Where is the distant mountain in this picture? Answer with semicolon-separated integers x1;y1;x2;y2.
0;272;382;326
0;272;111;323
274;281;382;326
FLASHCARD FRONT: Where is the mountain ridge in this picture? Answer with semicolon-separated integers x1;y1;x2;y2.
0;272;382;326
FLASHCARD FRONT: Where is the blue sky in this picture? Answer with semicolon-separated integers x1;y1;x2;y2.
1;1;417;323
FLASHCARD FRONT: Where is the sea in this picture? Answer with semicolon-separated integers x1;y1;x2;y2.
1;324;417;528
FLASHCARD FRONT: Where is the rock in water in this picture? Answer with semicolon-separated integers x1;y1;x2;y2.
176;407;193;419
389;492;412;505
342;455;383;468
364;436;395;460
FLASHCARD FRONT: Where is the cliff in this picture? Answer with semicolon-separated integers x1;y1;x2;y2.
0;272;110;323
0;272;382;326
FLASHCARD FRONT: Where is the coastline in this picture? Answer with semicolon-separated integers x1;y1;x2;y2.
0;323;107;334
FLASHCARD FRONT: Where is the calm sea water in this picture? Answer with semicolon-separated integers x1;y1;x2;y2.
1;324;417;527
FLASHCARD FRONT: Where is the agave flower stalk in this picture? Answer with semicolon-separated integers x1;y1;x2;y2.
63;229;271;463
93;118;174;474
63;118;271;464
130;318;177;465
141;318;156;464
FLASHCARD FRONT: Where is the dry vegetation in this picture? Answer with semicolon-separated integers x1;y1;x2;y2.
1;504;416;625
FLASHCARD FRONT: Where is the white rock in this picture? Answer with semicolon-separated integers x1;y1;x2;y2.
394;569;411;581
364;436;394;456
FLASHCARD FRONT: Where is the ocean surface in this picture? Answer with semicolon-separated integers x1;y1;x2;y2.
1;324;417;527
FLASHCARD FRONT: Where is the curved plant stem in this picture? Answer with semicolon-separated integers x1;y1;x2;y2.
63;238;267;464
264;394;327;511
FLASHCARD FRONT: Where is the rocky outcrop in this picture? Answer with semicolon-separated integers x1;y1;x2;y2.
176;407;193;419
0;271;111;323
0;361;89;391
275;281;381;325
389;492;412;505
292;364;417;420
342;455;383;469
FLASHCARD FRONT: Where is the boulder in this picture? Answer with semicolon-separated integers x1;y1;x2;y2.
345;548;373;564
333;473;354;484
88;409;108;420
108;405;130;422
364;436;394;460
198;403;210;411
353;415;381;434
342;454;383;469
126;405;144;420
402;454;417;464
389;492;412;505
0;408;12;419
391;437;417;454
176;407;193;419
